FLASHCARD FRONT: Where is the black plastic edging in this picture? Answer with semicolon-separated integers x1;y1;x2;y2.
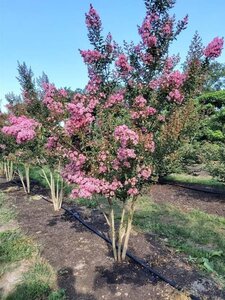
41;196;200;300
159;179;225;195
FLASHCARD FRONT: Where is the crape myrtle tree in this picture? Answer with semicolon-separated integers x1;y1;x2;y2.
1;63;70;204
0;112;17;181
1;114;40;193
1;62;43;193
40;82;72;211
58;0;224;261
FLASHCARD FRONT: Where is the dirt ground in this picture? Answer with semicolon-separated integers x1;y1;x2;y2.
1;180;225;300
150;183;225;217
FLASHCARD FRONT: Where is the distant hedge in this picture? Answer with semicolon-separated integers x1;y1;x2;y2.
197;90;225;108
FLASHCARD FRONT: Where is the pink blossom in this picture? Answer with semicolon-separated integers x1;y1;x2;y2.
58;89;68;97
167;89;184;103
162;22;173;35
86;74;102;93
115;54;133;74
117;147;136;161
141;53;153;64
162;70;186;89
127;188;139;196
80;50;104;64
157;115;166;122
45;136;58;150
138;166;152;180
138;15;158;48
134;95;147;108
66;175;123;199
143;133;155;152
65;102;95;134
65;93;98;135
149;78;161;90
43;83;64;115
203;37;224;59
114;125;139;147
138;15;157;47
2;115;39;144
85;4;101;29
125;177;138;187
104;91;124;108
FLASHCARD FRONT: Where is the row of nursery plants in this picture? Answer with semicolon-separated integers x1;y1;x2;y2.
0;0;223;261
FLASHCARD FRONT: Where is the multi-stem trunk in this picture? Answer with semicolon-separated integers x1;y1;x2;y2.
17;164;30;194
4;160;14;182
121;199;136;260
41;165;64;211
107;196;137;262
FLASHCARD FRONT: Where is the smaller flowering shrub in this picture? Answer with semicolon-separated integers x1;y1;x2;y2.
1;114;40;193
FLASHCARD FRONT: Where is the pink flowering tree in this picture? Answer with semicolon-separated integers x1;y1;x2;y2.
1;114;40;192
0;112;17;181
60;0;224;261
3;63;70;209
39;82;71;211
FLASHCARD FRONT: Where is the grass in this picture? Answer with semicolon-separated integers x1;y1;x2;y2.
165;173;225;189
76;197;99;209
134;196;225;283
0;192;65;300
0;230;37;277
5;260;66;300
0;192;15;225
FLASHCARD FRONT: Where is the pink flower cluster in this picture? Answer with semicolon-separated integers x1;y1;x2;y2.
138;15;157;47
63;162;123;198
162;21;173;35
85;4;101;29
86;74;102;94
70;177;122;199
141;53;153;64
162;70;186;89
127;188;139;196
80;50;104;64
115;54;133;74
2;115;39;144
117;147;136;161
203;37;224;59
43;83;65;115
104;91;124;108
131;96;157;119
65;94;98;135
114;125;139;147
137;166;152;180
45;136;58;150
98;151;108;174
167;89;184;103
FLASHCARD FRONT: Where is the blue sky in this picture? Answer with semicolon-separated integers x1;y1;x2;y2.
0;0;225;106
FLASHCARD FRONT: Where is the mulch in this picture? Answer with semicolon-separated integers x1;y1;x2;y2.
1;179;225;300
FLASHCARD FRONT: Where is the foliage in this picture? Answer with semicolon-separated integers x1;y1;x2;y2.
204;62;225;91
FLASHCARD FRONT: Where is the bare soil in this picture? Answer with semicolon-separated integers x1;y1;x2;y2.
0;179;225;300
150;183;225;217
